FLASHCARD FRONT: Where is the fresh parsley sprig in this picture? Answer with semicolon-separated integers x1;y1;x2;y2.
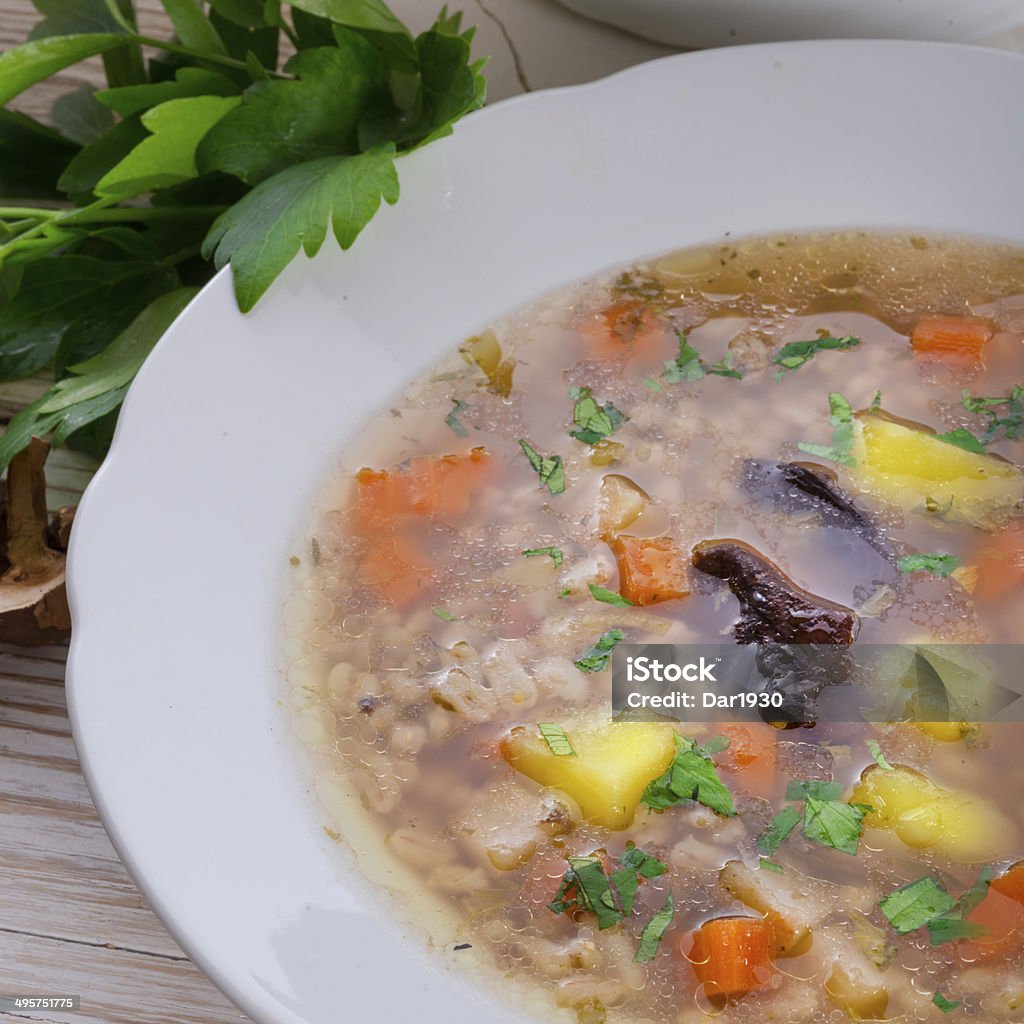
0;0;487;471
642;734;736;817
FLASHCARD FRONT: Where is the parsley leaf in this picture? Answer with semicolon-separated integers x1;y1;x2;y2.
445;398;470;437
962;385;1024;443
589;583;633;608
202;145;401;311
538;723;575;756
802;797;872;855
569;385;628;445
662;330;743;384
867;739;894;771
879;877;956;934
933;993;961;1014
934;427;987;454
574;628;624;673
518;439;566;495
523;546;563;569
785;780;842;801
773;334;860;372
927;917;990;945
897;553;961;577
756;805;801;855
797;391;856;467
642;735;737;817
634;892;674;962
759;858;784;873
432;606;455;622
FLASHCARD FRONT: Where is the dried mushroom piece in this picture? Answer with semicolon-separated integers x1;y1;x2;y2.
741;458;896;563
691;539;859;645
0;437;74;645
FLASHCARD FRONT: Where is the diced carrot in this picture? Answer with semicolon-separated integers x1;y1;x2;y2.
610;535;689;606
962;885;1024;962
910;315;994;360
355;448;490;529
991;861;1024;905
972;522;1024;602
686;916;774;999
718;723;777;799
357;534;432;608
578;298;672;363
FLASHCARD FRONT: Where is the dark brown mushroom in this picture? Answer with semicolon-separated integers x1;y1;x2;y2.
691;538;858;645
740;458;896;563
0;437;75;646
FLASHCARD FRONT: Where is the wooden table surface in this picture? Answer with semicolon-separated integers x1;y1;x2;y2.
1;3;1023;1021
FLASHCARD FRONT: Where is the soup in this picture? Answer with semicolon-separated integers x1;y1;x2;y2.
284;232;1024;1023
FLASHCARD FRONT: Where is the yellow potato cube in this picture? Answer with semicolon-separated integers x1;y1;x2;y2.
597;474;650;539
851;764;1016;864
851;411;1023;528
500;719;676;830
826;965;889;1020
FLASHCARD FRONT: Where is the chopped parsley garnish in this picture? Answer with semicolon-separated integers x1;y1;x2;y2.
934;427;986;454
759;858;784;874
569;386;628;445
557;587;572;599
445;399;470;437
642;735;736;817
574;629;624;673
962;384;1024;443
802;797;872;856
523;546;564;569
662;331;743;384
757;805;802;856
519;439;566;495
797;391;856;467
879;877;957;934
959;865;995;916
773;334;860;372
432;607;456;622
548;845;667;934
634;892;675;962
642;377;663;393
785;780;842;801
867;739;894;771
897;553;962;577
538;723;575;757
871;389;883;410
758;780;871;856
588;583;634;607
933;993;961;1014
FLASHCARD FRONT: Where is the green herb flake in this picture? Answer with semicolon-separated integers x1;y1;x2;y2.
588;583;634;608
634;893;675;962
432;607;455;622
962;385;1024;443
445;398;470;437
574;629;624;673
538;723;576;757
879;877;956;934
785;780;843;802
867;739;894;771
759;858;784;874
662;330;743;384
773;334;860;373
642;735;736;818
557;587;572;599
569;385;628;445
523;546;564;569
756;805;802;856
934;427;986;454
871;389;883;410
897;553;962;577
642;377;662;393
519;439;566;495
802;798;872;856
927;917;990;945
932;993;961;1014
797;391;856;467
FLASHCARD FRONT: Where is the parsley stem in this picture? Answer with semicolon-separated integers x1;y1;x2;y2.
131;34;288;78
0;197;119;262
61;206;228;224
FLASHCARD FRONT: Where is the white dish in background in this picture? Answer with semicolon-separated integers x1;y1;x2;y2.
67;40;1024;1024
555;0;1022;48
